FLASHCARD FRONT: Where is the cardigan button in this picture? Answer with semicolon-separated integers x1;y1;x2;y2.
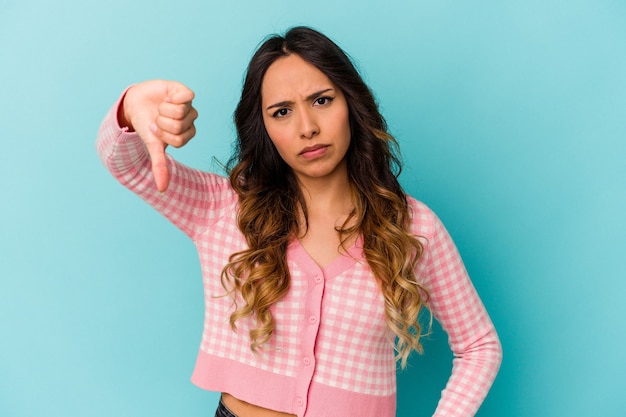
303;357;311;366
296;397;304;407
314;275;322;283
309;315;317;324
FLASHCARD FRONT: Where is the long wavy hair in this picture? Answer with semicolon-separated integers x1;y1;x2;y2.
222;26;429;367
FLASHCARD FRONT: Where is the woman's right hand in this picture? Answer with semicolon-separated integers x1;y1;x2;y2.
118;80;198;192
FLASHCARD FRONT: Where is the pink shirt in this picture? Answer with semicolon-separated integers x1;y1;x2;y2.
97;98;502;417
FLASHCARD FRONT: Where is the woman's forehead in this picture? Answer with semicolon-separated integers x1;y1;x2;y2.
261;55;335;104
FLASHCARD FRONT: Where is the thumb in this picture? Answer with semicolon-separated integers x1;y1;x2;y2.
165;81;195;104
145;127;170;192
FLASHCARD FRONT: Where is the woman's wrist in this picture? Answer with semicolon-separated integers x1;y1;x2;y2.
117;90;135;132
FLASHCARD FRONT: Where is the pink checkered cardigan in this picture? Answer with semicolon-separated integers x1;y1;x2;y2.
97;97;501;417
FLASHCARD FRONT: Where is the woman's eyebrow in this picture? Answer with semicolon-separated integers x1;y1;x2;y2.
266;88;334;111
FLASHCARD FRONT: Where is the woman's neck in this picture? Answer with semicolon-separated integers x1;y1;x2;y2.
294;172;358;266
297;173;354;217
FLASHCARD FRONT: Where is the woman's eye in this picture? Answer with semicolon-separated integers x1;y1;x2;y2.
272;108;290;118
314;96;333;106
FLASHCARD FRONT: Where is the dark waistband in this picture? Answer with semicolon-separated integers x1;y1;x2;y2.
215;399;238;417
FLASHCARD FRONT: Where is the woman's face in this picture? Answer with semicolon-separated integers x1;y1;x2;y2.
261;54;351;184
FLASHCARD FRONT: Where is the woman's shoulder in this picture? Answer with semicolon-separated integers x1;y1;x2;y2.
405;195;439;239
405;195;436;219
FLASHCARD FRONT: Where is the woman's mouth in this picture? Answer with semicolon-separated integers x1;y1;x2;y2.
299;144;329;159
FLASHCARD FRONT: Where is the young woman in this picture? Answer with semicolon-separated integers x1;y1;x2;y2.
97;27;501;417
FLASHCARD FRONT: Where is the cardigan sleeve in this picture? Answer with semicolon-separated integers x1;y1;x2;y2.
95;91;237;241
413;201;502;417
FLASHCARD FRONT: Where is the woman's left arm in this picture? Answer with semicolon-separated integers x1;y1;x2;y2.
415;204;503;417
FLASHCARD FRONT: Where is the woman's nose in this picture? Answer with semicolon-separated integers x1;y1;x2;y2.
298;108;319;139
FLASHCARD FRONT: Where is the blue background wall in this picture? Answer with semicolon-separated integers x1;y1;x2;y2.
1;1;624;416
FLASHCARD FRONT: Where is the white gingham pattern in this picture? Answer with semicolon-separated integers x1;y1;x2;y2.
411;203;503;416
313;254;396;395
97;100;501;417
